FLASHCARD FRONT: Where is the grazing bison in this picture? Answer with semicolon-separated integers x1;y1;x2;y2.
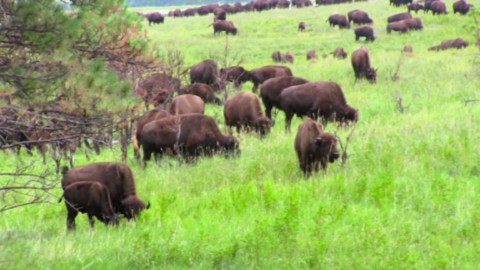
145;12;164;25
219;66;251;88
351;46;377;83
354;26;375;42
168;94;205;115
403;44;413;52
327;14;351;29
331;47;348;59
294;118;340;176
282;52;295;63
306;49;318;60
260;76;309;119
61;162;149;221
347;10;373;25
298;22;306;31
136;73;181;106
408;2;424;13
213;20;238;35
190;59;223;90
431;1;448;15
178;83;221;104
387;17;423;33
453;0;473;15
248;65;293;93
140;114;239;162
214;8;226;20
279;81;359;132
60;181;119;231
224;92;272;136
428;37;469;51
132;108;171;159
387;12;412;23
272;50;283;62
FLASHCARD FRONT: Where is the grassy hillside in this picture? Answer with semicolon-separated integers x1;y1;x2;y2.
1;0;480;269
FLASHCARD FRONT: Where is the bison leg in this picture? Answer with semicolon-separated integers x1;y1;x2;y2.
285;111;294;133
88;214;95;229
265;103;273;119
66;207;78;231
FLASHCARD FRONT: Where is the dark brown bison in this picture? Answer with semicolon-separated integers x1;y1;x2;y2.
331;47;348;59
190;59;223;90
132;108;172;159
428;37;469;51
351;46;377;83
405;17;423;30
220;66;251;88
408;2;424;13
298;22;306;31
279;81;359;132
431;1;448;15
168;94;205;115
403;44;413;52
213;20;238;35
60;181;119;231
136;73;181;106
272;50;282;62
347;10;373;25
260;76;309;119
306;49;318;60
61;162;149;221
248;65;293;93
354;26;375;42
424;0;436;13
282;52;295;63
214;8;226;20
387;18;423;33
140;114;239;162
295;118;340;176
453;0;473;15
224;92;272;136
387;12;412;23
327;14;351;29
172;9;182;17
178;83;221;104
145;12;164;25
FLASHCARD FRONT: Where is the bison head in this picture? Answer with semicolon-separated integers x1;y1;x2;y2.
254;116;272;137
315;134;340;163
366;68;377;83
222;136;240;155
121;195;149;220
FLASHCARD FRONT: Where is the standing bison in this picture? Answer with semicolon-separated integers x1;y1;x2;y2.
140;114;239;162
327;14;351;29
145;12;165;25
431;1;448;15
298;22;306;31
220;66;251;88
190;59;223;90
331;47;348;59
295;118;340;176
248;65;293;93
168;94;205;115
453;0;473;15
260;76;309;119
351;46;377;83
408;2;424;13
61;162;149;221
279;81;359;132
306;49;318;60
60;181;119;231
213;20;238;35
354;26;375;42
347;10;373;25
224;92;272;136
132;108;172;159
178;83;221;104
272;50;282;62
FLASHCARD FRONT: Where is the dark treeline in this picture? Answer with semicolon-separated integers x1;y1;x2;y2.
127;0;242;7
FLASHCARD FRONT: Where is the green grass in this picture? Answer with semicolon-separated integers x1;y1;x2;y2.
2;0;480;269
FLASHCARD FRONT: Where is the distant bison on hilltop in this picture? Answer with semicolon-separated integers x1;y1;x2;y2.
295;118;340;176
144;12;165;25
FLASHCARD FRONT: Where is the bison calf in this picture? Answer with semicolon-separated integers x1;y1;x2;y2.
295;118;340;176
60;181;119;231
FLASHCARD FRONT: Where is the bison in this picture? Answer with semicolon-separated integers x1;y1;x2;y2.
213;8;226;20
219;66;251;88
272;50;283;62
351;46;377;83
428;37;469;51
213;20;238;35
327;14;351;29
224;92;272;136
132;108;172;159
306;49;318;60
167;94;205;115
282;52;295;63
354;26;375;42
298;22;306;31
178;83;221;104
347;10;373;25
140;114;239;162
431;1;448;15
248;65;293;93
408;2;424;13
387;18;423;33
190;59;223;90
403;44;413;52
453;0;473;15
331;47;348;59
145;12;164;25
294;118;340;176
61;162;149;221
260;76;309;119
60;181;119;231
387;12;412;23
279;81;359;132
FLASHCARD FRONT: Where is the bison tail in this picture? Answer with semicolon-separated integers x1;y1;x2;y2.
58;194;64;203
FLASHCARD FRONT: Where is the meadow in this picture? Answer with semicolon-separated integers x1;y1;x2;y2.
1;0;480;269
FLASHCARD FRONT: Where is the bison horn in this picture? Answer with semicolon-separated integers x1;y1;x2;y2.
146;201;151;209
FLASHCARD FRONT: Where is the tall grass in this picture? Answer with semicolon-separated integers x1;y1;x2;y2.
1;0;480;269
